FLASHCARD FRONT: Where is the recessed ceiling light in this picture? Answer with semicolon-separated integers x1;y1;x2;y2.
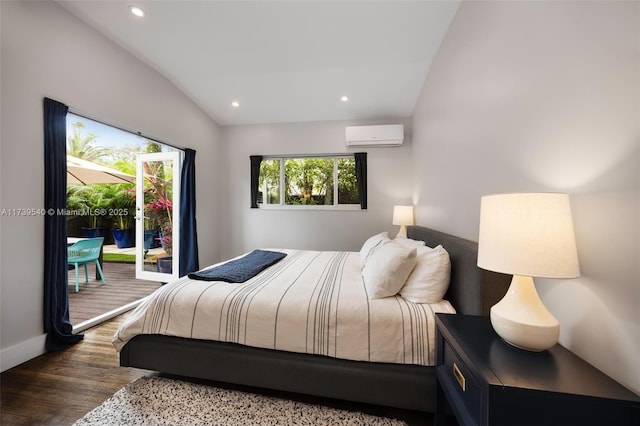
231;101;240;108
129;6;145;18
340;95;350;102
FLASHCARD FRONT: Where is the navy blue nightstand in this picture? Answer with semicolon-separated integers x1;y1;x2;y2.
435;314;640;426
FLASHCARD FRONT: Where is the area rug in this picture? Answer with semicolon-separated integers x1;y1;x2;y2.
74;376;408;425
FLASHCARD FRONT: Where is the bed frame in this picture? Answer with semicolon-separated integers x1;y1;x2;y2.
120;226;510;412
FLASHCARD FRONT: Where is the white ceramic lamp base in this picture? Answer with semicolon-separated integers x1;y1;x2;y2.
395;225;408;238
490;275;559;352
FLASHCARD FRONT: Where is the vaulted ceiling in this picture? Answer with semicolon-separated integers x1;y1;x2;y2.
57;1;460;125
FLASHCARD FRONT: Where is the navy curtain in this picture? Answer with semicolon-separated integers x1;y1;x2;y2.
354;152;367;209
179;148;199;276
43;97;83;351
250;155;263;208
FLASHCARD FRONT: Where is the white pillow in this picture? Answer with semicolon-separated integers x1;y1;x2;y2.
362;243;417;299
359;232;390;267
393;237;425;248
399;245;451;304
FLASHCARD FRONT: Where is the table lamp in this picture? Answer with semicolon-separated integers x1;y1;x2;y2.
477;193;580;351
392;205;414;238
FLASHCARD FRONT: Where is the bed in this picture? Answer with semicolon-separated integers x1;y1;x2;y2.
116;226;510;412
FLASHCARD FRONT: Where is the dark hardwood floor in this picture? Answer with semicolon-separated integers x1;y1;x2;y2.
0;315;151;425
68;261;161;325
1;314;453;425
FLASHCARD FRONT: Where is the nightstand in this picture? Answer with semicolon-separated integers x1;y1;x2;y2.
434;314;640;426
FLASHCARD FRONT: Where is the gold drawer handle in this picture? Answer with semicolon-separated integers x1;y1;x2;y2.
453;362;466;391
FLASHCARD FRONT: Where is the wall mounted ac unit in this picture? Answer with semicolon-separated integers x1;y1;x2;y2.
345;124;404;147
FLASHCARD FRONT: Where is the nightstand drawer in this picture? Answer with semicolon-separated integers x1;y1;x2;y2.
441;339;483;424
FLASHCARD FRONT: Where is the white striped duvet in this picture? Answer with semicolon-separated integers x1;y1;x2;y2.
113;249;455;366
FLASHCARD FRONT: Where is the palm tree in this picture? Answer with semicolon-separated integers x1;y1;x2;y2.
67;121;108;161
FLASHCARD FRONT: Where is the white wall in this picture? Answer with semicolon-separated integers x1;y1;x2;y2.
220;119;413;259
413;1;639;392
0;0;222;370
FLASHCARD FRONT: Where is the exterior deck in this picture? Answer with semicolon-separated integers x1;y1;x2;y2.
68;261;161;326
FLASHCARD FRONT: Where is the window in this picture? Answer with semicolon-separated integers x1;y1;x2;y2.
257;156;361;209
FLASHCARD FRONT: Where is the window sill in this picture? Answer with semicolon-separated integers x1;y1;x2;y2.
256;204;362;211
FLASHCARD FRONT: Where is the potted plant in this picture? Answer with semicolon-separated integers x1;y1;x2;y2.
68;185;111;238
124;186;162;250
152;198;173;273
109;184;136;248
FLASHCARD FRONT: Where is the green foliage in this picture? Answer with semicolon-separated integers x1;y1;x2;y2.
67;122;109;161
337;158;359;204
284;158;333;205
259;160;281;204
106;183;136;229
290;196;319;205
67;184;113;228
66;186;90;213
67;183;135;229
146;141;163;154
103;253;136;263
109;146;144;173
258;157;360;206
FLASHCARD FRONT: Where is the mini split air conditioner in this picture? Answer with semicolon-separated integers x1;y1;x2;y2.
345;124;404;147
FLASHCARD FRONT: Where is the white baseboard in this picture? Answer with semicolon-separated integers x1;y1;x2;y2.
0;333;47;372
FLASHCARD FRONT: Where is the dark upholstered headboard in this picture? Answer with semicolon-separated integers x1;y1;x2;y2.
407;226;510;316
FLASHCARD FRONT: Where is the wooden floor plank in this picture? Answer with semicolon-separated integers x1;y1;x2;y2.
68;262;161;325
0;315;151;426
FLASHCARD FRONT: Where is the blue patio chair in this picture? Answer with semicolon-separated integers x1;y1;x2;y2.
67;237;106;292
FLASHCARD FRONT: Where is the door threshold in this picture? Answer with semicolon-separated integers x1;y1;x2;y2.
72;299;142;334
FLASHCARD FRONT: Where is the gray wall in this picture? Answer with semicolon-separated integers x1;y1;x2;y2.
0;0;222;369
412;1;639;393
220;119;413;259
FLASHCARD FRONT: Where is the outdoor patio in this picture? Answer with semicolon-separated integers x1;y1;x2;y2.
68;256;162;326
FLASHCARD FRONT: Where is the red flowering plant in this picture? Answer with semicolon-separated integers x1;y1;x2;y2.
127;162;174;256
151;196;173;255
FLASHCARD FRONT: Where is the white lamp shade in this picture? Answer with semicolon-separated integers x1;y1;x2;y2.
478;193;580;351
392;205;414;226
478;193;580;279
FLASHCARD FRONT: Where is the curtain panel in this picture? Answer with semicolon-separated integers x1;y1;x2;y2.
43;97;83;351
354;152;368;209
250;155;263;208
179;148;199;276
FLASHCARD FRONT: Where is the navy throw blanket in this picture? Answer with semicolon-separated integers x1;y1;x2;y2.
188;250;287;283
